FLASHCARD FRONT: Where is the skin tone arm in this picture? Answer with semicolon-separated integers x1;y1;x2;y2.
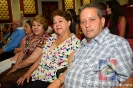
14;47;23;54
16;47;42;70
48;51;75;88
8;47;42;74
17;51;75;87
14;40;24;53
7;50;25;74
114;76;133;88
119;16;126;37
17;54;42;85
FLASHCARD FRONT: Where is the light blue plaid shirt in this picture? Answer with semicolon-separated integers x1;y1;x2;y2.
65;28;133;88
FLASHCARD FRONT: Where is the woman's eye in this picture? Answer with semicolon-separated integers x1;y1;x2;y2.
59;21;62;23
91;19;95;21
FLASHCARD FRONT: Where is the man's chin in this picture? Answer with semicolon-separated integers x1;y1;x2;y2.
85;36;93;42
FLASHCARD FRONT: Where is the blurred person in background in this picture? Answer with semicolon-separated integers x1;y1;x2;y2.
0;20;32;74
0;24;11;46
105;0;128;38
0;16;49;88
67;9;80;35
0;20;25;61
98;2;106;17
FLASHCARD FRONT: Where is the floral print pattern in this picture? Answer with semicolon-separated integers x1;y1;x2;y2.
31;33;80;82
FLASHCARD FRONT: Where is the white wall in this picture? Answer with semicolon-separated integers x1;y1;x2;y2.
11;0;20;20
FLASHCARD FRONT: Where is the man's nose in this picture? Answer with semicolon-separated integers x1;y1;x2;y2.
85;20;91;28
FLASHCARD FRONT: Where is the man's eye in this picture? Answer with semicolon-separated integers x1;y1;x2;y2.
53;22;55;24
91;19;95;21
81;21;86;24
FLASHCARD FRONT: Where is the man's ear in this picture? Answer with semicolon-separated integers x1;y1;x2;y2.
101;17;105;28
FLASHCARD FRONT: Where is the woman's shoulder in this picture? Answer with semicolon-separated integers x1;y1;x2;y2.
70;33;80;43
46;33;57;41
119;16;126;22
67;33;80;49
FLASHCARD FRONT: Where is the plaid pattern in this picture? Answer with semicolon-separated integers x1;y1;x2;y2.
23;33;47;60
65;28;133;88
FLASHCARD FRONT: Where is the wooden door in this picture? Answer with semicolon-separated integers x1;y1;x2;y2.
42;1;58;25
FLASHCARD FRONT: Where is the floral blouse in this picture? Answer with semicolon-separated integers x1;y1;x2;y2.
23;33;47;60
31;33;80;82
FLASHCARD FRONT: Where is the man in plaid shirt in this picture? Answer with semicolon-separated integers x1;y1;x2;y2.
65;4;133;88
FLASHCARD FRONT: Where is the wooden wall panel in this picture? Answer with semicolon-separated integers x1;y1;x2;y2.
80;0;91;6
0;0;13;23
62;0;75;10
19;0;38;17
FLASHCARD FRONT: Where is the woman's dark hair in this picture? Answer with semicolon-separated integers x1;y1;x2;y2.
26;20;32;28
4;24;10;30
52;9;72;24
67;9;78;23
105;0;128;37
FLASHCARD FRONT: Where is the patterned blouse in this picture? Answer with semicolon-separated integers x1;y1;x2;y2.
23;33;47;60
31;33;80;82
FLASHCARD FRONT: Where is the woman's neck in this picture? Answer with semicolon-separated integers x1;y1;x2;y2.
57;31;71;41
27;33;33;36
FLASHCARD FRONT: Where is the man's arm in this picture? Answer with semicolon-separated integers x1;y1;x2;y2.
3;29;25;52
114;76;133;88
114;40;133;88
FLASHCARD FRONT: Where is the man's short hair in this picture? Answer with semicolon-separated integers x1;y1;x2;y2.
79;4;103;19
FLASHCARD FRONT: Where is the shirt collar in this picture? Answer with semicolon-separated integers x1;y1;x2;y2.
81;27;110;45
17;27;24;30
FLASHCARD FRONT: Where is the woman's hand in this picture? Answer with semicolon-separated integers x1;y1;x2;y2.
14;48;21;53
7;65;18;75
10;53;19;61
47;79;62;88
16;72;31;85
